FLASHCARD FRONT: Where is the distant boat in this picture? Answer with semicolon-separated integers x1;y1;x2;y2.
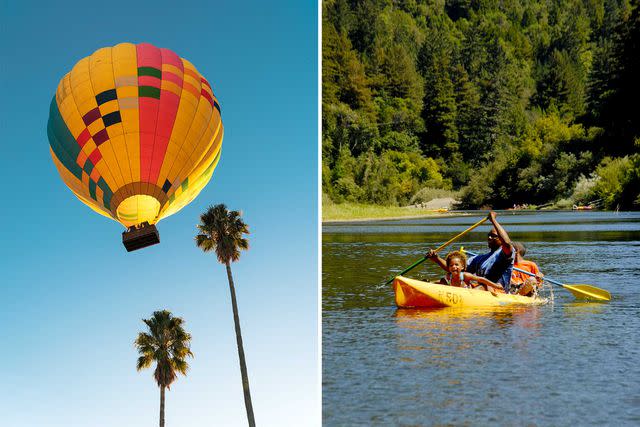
572;204;593;210
507;204;532;210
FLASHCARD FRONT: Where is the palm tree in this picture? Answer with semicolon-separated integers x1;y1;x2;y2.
195;204;255;427
135;310;193;427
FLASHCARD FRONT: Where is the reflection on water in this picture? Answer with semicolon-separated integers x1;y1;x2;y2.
394;306;544;329
323;211;640;426
563;301;609;316
394;307;545;365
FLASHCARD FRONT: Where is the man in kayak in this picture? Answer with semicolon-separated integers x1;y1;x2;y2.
510;241;544;296
426;211;514;293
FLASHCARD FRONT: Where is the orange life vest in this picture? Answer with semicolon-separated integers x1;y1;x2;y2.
511;259;541;285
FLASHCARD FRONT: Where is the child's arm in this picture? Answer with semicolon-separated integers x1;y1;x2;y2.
426;249;448;272
463;272;504;293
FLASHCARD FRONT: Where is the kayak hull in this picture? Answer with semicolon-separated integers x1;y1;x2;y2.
393;276;544;308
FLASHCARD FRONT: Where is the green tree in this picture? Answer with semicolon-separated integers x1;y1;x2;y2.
587;37;617;123
322;21;372;111
418;28;458;157
375;44;424;103
589;0;638;155
587;154;640;209
195;205;255;427
357;150;446;205
533;0;592;118
621;153;640;208
347;0;385;55
324;0;354;35
135;310;193;427
323;103;378;160
452;63;481;166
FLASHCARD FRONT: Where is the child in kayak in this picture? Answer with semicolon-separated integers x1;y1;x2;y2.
510;242;543;296
426;250;505;293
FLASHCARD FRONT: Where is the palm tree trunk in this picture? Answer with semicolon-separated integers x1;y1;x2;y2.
160;385;165;427
226;262;256;427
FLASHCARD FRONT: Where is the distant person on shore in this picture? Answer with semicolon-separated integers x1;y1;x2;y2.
426;250;505;293
426;211;514;292
510;241;543;296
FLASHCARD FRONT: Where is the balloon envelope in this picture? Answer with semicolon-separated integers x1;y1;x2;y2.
47;42;223;228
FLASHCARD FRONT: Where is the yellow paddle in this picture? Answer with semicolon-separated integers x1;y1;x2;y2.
461;248;611;301
383;216;489;286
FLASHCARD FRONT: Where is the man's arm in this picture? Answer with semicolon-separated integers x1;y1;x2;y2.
488;211;512;257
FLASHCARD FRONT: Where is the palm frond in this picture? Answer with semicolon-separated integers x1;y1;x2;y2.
172;357;190;375
195;233;215;251
137;354;153;371
134;332;155;348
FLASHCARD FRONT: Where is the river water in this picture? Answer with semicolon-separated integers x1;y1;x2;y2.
322;211;640;426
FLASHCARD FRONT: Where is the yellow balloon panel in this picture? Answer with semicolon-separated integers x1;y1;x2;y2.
47;42;223;228
160;148;221;220
117;195;161;227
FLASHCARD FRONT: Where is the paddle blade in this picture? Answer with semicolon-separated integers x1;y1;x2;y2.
563;284;611;301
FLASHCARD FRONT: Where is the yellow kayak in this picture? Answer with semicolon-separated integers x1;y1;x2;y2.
393;276;545;308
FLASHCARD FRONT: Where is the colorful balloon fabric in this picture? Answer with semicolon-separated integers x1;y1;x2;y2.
47;42;223;228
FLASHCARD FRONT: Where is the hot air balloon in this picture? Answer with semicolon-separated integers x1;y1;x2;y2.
47;43;223;251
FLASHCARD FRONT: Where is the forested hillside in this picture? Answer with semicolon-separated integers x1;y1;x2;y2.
322;0;640;209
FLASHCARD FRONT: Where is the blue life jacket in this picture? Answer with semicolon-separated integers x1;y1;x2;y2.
466;247;514;292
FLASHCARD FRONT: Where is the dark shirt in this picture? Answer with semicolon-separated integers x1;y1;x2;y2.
467;247;514;292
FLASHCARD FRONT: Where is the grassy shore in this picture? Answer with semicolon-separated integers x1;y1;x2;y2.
322;200;593;222
322;202;450;222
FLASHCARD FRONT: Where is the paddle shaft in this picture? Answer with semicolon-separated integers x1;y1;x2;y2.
384;217;489;285
433;217;489;253
387;256;428;282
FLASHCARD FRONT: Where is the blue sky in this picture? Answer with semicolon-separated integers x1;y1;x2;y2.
0;1;318;426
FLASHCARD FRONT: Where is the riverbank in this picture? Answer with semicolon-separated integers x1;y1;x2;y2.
321;200;596;223
322;200;457;222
